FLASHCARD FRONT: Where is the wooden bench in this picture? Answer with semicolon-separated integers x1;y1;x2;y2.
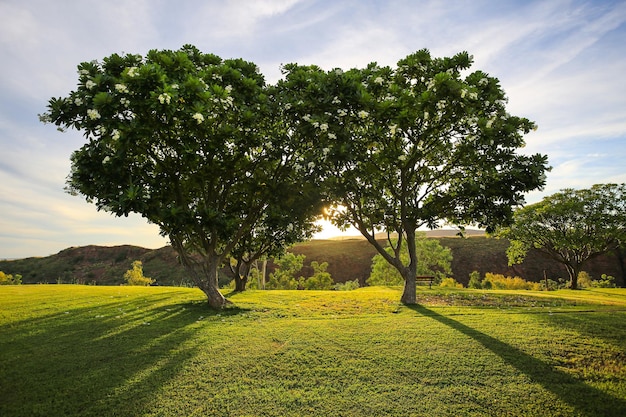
415;275;434;289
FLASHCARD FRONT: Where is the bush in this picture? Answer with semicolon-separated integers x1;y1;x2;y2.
123;261;154;286
595;274;616;288
439;277;463;288
302;261;333;290
266;253;305;290
483;273;540;290
468;271;482;289
578;271;593;288
333;279;360;291
0;271;22;285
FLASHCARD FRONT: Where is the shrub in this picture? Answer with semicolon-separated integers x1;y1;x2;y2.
0;271;22;285
267;253;305;290
595;274;616;288
578;271;593;288
333;279;360;291
123;261;154;286
468;271;482;289
439;277;463;288
302;261;333;290
482;273;540;290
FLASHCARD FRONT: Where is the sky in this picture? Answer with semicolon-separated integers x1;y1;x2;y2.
1;0;625;259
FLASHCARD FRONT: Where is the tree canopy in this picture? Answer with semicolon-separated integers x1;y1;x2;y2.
279;49;549;303
496;183;626;289
42;45;549;307
41;45;323;309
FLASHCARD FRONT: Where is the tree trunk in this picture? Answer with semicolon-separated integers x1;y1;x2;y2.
401;229;418;305
401;272;417;304
233;262;251;292
566;264;580;290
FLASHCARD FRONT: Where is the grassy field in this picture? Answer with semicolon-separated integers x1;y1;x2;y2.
1;285;626;416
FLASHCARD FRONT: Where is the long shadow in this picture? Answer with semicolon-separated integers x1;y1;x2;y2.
409;304;626;417
0;294;250;417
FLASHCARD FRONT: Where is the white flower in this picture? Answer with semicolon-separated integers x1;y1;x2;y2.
171;84;179;89
374;76;384;85
103;156;111;164
337;109;348;117
319;123;328;132
79;69;90;76
469;92;478;100
284;103;292;110
74;97;83;106
120;97;130;107
111;129;120;141
460;88;467;99
158;93;171;105
328;133;337;140
332;96;341;104
357;110;369;119
303;114;311;122
423;111;429;120
308;161;315;169
127;67;139;78
115;84;128;93
192;113;204;124
87;109;101;120
398;155;407;162
322;147;330;156
486;118;495;129
225;85;233;94
389;124;398;135
334;68;343;75
85;80;97;90
479;77;489;86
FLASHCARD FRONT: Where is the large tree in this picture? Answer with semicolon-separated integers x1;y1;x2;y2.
497;184;626;289
279;50;549;304
41;45;323;309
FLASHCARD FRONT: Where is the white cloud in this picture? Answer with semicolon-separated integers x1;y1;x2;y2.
1;0;626;257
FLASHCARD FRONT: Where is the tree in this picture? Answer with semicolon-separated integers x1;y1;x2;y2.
279;50;549;304
303;261;333;290
41;46;323;309
496;184;626;289
266;252;305;290
123;260;154;286
0;271;22;285
367;232;452;286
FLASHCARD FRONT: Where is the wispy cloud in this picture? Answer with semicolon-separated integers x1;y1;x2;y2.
1;0;625;257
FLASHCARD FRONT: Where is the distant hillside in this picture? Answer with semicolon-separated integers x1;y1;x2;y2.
1;235;624;287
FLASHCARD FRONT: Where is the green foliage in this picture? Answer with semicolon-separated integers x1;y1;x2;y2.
482;273;540;290
580;272;617;289
333;279;360;291
497;183;626;289
302;261;333;290
367;234;452;286
468;270;482;289
266;253;305;290
439;277;463;288
123;261;154;286
0;271;21;285
279;49;548;304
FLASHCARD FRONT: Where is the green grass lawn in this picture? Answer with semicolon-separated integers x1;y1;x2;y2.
1;285;625;416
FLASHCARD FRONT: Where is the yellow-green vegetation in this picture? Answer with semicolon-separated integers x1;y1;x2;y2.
123;260;154;286
1;285;626;416
0;270;21;285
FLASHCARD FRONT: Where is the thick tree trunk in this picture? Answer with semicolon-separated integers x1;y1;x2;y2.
566;264;580;290
233;262;251;292
401;272;417;305
401;229;418;305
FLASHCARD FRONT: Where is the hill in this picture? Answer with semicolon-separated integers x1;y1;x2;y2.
1;234;624;287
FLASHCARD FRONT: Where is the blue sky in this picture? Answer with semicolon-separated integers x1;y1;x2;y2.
1;0;625;259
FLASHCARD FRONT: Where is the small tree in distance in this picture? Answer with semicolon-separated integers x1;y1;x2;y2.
124;261;154;286
496;184;626;289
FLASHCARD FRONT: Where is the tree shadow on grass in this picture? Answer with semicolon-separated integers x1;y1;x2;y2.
0;293;251;417
408;304;626;417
